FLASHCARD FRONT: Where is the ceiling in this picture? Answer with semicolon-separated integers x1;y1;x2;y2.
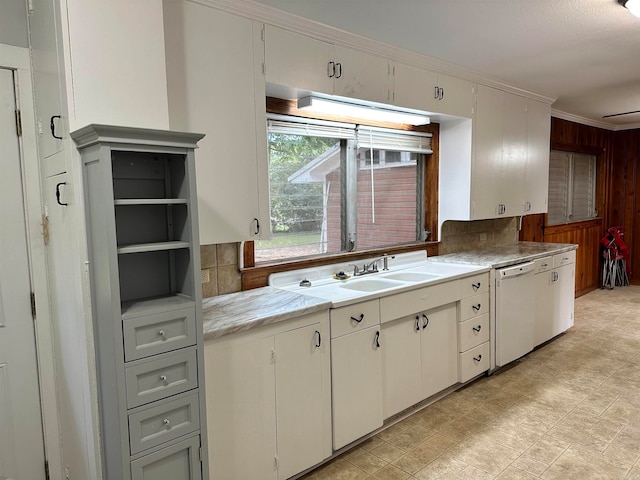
251;0;640;130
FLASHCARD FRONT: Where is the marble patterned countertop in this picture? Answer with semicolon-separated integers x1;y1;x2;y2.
430;241;578;269
202;286;331;341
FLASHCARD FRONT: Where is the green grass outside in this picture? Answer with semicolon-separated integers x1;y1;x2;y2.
255;232;321;249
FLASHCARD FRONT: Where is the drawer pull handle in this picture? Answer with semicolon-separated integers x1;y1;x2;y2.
415;316;420;331
473;354;482;363
422;314;429;329
374;330;380;348
159;375;168;384
315;330;321;348
541;263;548;268
163;418;171;427
472;304;482;312
472;282;481;291
158;330;166;338
351;314;364;323
472;325;482;333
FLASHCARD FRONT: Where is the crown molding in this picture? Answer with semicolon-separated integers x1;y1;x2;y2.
188;0;555;104
551;109;640;132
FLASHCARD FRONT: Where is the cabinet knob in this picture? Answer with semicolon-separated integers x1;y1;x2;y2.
163;418;171;427
472;325;482;333
374;330;380;348
472;304;482;312
315;330;322;348
328;61;336;78
415;316;420;331
159;374;168;383
422;314;429;330
471;282;481;291
158;330;166;338
350;313;364;324
473;354;482;363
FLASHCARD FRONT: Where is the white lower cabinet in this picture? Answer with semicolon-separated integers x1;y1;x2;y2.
382;303;457;419
534;252;575;346
206;312;331;480
331;325;383;450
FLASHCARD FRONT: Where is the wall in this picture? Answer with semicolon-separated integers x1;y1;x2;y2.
439;218;519;254
520;117;621;295
0;0;28;48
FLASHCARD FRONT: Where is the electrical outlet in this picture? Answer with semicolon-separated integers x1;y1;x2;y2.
201;269;210;284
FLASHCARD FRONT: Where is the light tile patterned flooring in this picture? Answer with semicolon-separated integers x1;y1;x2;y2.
301;286;640;479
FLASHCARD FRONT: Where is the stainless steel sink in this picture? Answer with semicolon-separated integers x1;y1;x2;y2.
339;278;403;292
382;272;442;282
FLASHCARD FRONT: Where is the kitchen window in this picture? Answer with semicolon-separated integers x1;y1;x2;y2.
254;115;431;263
547;150;597;225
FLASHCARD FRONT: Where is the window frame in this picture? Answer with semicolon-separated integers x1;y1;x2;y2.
241;97;440;288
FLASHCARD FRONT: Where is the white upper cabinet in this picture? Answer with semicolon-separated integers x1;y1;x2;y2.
264;25;391;104
440;85;550;226
525;99;551;214
394;63;475;118
164;2;269;244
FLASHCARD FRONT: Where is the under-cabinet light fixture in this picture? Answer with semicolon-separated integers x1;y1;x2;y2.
620;0;640;17
297;96;430;126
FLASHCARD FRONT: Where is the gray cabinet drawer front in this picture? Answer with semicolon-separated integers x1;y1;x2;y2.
130;434;202;480
125;348;198;408
124;308;197;361
129;392;200;455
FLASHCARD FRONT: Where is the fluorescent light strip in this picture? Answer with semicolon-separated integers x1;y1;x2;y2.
298;96;430;126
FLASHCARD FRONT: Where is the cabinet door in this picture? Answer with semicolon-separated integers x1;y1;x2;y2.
331;326;383;450
525;99;551;214
275;322;331;480
421;304;458;399
205;337;277;480
333;45;390;104
533;271;554;346
501;92;528;216
382;315;422;419
264;25;334;95
553;264;575;337
391;63;439;113
28;0;66;171
164;3;264;243
471;85;503;219
436;74;475;118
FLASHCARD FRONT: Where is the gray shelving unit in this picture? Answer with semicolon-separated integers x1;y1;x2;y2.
72;125;208;480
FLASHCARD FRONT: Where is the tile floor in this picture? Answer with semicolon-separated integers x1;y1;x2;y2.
301;286;640;479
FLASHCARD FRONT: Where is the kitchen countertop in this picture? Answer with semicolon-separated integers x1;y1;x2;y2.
202;286;331;341
430;241;578;269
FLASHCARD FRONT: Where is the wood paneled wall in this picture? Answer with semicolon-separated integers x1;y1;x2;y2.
521;117;640;295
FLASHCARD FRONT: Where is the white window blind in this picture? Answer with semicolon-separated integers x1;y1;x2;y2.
547;150;596;225
357;126;433;154
267;114;356;140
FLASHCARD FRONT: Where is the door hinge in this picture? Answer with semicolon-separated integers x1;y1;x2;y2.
31;292;36;318
44;460;50;480
261;26;265;42
42;214;50;245
262;62;266;75
271;349;276;364
199;447;203;462
15;109;22;137
274;456;279;469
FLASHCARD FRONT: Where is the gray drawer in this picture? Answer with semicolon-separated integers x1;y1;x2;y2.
130;434;202;480
123;308;197;362
125;348;198;408
129;391;200;455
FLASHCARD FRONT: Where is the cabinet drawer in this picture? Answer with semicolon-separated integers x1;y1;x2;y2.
459;293;489;320
125;348;198;408
380;281;459;323
131;434;202;480
123;308;197;361
330;299;380;338
458;342;490;383
553;250;575;268
458;273;489;297
458;314;489;352
534;256;553;274
129;391;200;455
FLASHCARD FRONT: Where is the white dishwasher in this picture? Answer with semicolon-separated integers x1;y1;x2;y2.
495;261;536;367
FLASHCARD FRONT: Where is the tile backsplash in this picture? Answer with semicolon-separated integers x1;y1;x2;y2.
200;242;242;298
438;218;519;255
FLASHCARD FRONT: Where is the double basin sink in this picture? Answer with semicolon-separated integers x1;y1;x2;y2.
339;271;442;292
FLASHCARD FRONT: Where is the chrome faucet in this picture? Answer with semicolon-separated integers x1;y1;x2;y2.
349;254;395;276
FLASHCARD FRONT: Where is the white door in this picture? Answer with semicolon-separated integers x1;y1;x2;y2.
0;68;46;480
